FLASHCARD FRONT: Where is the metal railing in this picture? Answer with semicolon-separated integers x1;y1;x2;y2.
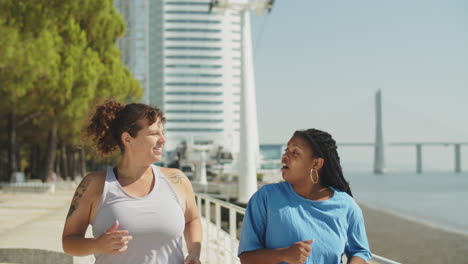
195;193;401;264
196;193;243;264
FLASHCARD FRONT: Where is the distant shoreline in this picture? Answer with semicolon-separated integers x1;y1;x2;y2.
361;203;468;264
359;201;468;237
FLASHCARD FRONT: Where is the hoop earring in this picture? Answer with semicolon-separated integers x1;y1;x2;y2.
310;169;319;184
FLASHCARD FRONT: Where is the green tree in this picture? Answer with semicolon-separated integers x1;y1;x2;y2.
0;0;142;182
0;15;60;180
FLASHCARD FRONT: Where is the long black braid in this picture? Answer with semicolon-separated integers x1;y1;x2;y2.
294;129;353;197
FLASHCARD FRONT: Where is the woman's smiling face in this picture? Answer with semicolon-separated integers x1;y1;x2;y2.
126;118;166;164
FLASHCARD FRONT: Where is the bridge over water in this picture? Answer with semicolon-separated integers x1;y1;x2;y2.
338;141;468;174
340;90;467;174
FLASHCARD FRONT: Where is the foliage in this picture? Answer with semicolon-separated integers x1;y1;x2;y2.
0;0;143;178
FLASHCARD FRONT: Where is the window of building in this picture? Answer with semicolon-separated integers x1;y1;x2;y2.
166;128;224;132
166;55;221;60
165;1;209;5
166;109;224;114
165;10;209;15
166;73;222;78
165;82;222;87
166;91;223;96
169;119;223;123
166;46;221;51
166;100;223;105
166;64;222;69
166;28;221;33
166;19;221;24
166;37;221;42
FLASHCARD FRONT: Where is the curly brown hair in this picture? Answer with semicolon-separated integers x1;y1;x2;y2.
86;100;166;154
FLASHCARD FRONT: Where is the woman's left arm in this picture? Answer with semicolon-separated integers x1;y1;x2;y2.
182;176;202;264
345;204;372;263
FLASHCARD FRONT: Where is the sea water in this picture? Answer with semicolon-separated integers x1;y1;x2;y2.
346;171;468;236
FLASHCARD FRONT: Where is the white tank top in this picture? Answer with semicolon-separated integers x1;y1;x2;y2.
92;165;185;264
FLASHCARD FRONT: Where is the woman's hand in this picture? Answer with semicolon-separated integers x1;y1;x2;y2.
184;253;201;264
95;220;133;255
282;239;314;264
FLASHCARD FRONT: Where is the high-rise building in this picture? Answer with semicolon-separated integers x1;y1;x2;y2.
114;0;151;103
115;0;256;155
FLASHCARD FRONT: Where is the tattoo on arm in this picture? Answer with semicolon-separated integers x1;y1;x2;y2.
66;176;91;218
169;172;186;184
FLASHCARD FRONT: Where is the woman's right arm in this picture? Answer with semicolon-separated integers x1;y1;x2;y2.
239;240;313;264
62;174;98;255
239;248;286;264
62;173;132;256
238;186;313;264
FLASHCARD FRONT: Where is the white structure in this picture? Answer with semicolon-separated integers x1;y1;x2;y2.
374;89;386;174
209;0;272;203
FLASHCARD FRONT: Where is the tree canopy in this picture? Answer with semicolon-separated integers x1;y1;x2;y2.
0;0;142;180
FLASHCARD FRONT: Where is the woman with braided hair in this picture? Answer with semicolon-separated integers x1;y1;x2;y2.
62;100;202;264
238;129;371;264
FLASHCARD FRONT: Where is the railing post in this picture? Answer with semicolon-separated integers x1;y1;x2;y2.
197;195;202;215
229;208;237;264
215;203;221;263
204;199;210;262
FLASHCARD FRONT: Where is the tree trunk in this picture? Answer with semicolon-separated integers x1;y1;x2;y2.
60;140;69;180
30;144;40;180
68;148;76;181
74;151;79;178
54;152;60;179
0;148;5;181
15;142;21;172
79;147;86;177
40;124;58;182
7;112;18;181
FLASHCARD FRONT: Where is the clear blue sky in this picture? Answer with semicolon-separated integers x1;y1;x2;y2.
250;0;468;171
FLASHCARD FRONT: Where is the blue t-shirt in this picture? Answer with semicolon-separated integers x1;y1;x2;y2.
238;182;372;264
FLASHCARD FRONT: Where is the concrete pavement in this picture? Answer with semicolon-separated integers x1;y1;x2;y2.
0;183;94;264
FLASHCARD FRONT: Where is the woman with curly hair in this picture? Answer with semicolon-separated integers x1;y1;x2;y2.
62;100;202;264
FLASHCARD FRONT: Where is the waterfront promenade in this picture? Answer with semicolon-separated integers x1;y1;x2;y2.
0;189;71;251
1;182;467;264
0;183;94;264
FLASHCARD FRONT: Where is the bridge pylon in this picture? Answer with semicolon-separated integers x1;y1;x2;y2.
374;89;386;174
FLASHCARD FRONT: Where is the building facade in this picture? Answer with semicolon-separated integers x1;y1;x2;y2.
116;0;255;155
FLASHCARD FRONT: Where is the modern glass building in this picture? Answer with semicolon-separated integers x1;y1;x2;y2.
115;0;252;154
114;0;151;103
